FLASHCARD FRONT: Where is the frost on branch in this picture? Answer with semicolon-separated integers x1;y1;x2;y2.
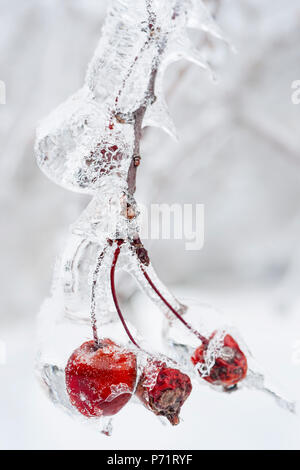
35;0;219;193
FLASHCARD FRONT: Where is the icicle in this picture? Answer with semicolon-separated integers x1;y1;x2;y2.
143;97;178;140
100;417;113;437
168;32;215;79
185;0;227;43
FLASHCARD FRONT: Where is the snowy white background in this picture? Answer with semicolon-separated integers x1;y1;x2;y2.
1;0;300;449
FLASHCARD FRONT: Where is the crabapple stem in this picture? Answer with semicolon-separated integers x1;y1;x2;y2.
110;240;140;349
91;246;108;347
140;265;208;346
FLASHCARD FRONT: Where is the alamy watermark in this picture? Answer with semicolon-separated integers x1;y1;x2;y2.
139;203;204;251
291;80;300;104
100;201;205;251
0;80;6;104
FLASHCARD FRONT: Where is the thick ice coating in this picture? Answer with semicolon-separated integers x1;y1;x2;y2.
35;0;219;194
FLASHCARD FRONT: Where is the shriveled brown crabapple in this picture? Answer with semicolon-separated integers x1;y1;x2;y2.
136;358;192;425
191;333;248;388
65;339;137;418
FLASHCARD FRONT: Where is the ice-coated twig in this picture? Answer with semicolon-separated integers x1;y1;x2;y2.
126;0;173;196
243;369;296;415
113;0;193;324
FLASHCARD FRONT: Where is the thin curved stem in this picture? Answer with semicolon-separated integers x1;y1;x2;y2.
140;265;208;345
110;240;140;349
90;245;108;346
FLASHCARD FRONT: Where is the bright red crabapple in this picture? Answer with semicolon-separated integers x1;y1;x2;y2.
136;358;192;425
65;339;137;418
191;333;248;388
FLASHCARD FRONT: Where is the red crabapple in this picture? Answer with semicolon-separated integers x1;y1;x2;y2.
65;339;137;417
191;333;247;388
136;358;192;425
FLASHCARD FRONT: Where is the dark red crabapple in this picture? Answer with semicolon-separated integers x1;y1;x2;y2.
65;339;137;418
191;333;248;388
136;358;192;425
